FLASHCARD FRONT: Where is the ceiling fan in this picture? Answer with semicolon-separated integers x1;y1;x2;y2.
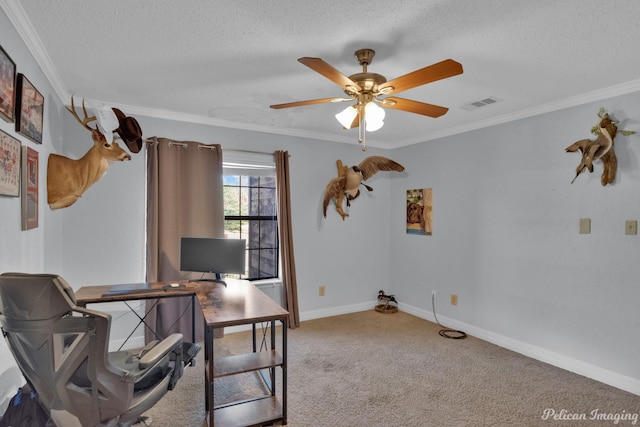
270;48;463;149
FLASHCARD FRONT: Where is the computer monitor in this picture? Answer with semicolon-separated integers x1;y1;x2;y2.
180;237;246;286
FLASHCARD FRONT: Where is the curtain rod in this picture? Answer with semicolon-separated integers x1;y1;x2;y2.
144;138;287;156
222;147;277;156
166;142;216;150
224;147;290;157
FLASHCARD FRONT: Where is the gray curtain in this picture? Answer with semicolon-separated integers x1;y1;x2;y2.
275;150;300;328
146;137;224;341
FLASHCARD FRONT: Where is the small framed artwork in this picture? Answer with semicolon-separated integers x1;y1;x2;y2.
0;130;21;196
21;146;38;230
0;45;16;122
406;188;432;235
15;74;44;144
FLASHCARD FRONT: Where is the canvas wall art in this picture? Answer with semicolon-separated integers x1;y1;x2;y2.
22;146;38;230
406;188;432;235
0;45;16;122
15;74;44;144
0;130;20;196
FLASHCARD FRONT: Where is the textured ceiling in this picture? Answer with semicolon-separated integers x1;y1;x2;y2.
4;0;640;149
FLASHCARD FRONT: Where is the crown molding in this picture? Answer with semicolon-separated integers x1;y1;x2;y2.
91;79;640;150
398;79;640;148
114;101;362;146
1;0;69;104
4;0;639;150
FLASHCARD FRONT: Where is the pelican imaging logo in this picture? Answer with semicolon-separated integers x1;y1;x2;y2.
541;408;638;425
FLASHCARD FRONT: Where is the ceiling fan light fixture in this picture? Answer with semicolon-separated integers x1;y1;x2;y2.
365;119;384;132
364;101;385;131
335;105;358;129
270;49;463;149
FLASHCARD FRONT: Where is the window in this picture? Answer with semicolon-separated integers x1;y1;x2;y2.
223;169;278;281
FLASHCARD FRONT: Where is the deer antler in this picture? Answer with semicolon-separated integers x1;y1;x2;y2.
66;97;98;131
48;98;132;209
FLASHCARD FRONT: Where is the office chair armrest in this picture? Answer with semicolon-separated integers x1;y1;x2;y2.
73;305;108;318
139;333;183;369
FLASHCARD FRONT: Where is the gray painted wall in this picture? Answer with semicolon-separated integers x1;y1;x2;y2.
390;94;640;388
1;7;639;414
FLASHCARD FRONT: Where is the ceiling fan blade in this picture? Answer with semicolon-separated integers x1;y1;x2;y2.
380;97;449;118
377;59;463;95
270;97;352;109
298;57;360;92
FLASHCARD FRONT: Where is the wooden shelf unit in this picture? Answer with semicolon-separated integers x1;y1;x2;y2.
213;397;283;427
213;350;283;378
199;281;289;427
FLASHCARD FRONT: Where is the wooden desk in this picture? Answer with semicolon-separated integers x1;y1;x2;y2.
75;280;197;344
76;280;289;427
75;281;194;303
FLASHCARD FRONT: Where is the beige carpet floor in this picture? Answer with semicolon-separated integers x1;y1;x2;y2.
141;310;640;426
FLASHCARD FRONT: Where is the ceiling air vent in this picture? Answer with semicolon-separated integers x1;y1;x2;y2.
460;97;501;111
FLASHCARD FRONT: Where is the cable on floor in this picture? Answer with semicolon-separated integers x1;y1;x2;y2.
432;294;467;339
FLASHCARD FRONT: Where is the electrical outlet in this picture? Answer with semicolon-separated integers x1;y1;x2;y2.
319;285;326;296
451;294;458;306
625;220;637;235
579;218;591;234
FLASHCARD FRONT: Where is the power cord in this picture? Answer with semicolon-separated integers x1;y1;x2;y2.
432;293;467;340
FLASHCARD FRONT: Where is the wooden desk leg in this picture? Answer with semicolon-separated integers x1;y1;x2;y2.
204;323;214;426
282;318;288;425
270;320;276;395
252;323;257;352
191;294;196;344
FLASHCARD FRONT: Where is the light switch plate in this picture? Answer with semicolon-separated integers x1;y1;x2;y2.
579;218;591;234
625;220;637;235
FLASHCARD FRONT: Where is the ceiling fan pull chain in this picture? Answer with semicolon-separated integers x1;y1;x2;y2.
358;109;367;151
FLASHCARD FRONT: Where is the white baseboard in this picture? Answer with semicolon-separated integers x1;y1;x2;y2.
106;298;640;396
399;302;640;396
224;300;376;334
299;301;376;322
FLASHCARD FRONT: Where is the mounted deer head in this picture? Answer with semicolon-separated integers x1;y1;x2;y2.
47;97;131;209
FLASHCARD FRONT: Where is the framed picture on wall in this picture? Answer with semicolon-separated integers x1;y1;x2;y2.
15;74;44;144
21;146;38;230
0;45;16;122
0;130;21;196
406;188;432;235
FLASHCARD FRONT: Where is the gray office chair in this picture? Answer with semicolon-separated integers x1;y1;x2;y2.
0;273;185;427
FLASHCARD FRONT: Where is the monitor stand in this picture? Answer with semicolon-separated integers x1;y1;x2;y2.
191;273;227;287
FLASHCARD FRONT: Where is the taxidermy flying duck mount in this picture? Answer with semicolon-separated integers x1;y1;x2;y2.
565;108;635;186
323;156;405;220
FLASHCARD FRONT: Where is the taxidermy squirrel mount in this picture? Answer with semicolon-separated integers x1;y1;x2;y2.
565;108;635;186
323;156;404;220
